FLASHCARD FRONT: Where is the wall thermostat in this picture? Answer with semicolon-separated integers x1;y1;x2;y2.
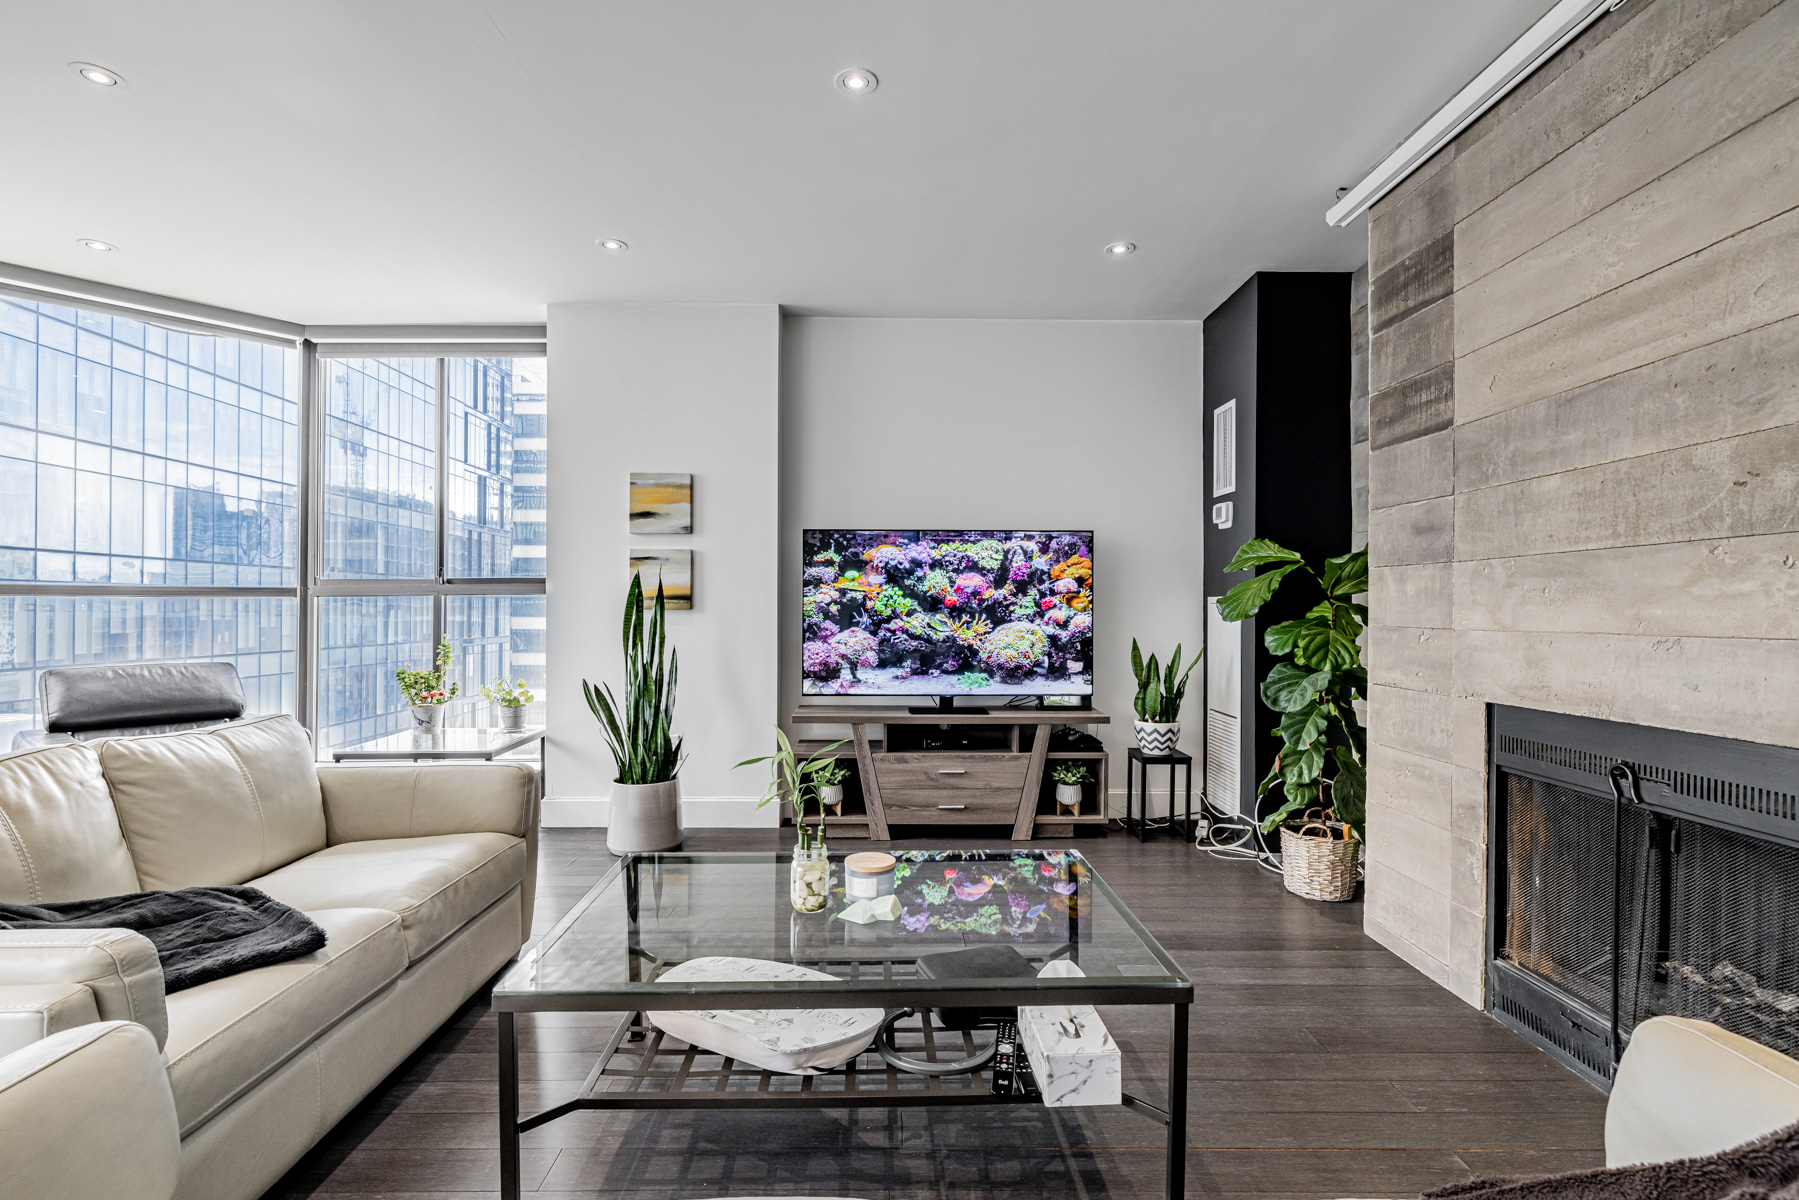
1211;501;1233;529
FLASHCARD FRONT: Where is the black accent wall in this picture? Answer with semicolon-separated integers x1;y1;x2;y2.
1201;273;1352;820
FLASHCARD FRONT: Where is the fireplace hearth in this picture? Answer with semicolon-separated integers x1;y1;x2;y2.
1487;706;1799;1089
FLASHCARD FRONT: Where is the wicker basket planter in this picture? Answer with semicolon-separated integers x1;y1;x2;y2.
1279;822;1360;902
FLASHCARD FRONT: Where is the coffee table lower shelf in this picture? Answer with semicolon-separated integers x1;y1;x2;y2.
499;1005;1188;1197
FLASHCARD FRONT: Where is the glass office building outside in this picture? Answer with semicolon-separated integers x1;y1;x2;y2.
0;295;545;753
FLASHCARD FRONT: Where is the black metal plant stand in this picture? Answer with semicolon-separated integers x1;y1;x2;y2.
1124;747;1195;842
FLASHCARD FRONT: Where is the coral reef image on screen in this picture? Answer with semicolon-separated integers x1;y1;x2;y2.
802;530;1093;696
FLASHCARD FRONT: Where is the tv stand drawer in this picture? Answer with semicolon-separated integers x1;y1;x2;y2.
875;754;1029;791
881;790;1021;823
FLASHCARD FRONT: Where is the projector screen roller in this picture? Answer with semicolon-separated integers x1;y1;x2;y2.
801;530;1094;697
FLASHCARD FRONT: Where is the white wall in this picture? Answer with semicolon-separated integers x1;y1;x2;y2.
780;317;1206;816
545;303;781;827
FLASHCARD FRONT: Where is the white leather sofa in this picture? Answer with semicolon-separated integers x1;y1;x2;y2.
0;713;538;1200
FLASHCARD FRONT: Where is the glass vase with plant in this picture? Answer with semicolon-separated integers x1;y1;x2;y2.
395;641;458;733
583;574;685;854
1217;538;1367;901
481;676;535;731
736;729;848;912
1050;761;1090;814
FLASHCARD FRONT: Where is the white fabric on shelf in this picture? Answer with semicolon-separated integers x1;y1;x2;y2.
647;957;884;1075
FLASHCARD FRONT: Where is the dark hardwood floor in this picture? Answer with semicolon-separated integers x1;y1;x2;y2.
263;827;1606;1199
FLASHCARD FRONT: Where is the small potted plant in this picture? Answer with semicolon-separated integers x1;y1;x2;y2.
1129;640;1199;755
481;676;535;731
736;730;848;913
1050;762;1089;816
814;757;852;815
395;641;458;733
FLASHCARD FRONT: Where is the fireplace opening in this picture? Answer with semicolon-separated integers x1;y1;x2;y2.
1487;706;1799;1089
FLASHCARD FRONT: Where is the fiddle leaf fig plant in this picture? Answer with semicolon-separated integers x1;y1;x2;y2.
1217;539;1367;841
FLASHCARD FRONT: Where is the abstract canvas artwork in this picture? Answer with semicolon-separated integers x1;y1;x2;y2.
629;549;693;609
629;472;693;534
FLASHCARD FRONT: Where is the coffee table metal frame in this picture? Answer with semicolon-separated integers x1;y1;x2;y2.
493;851;1193;1200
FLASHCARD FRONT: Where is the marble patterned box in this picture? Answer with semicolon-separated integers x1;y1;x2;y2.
1018;960;1122;1107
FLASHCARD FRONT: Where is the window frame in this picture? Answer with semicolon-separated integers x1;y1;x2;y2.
0;268;545;745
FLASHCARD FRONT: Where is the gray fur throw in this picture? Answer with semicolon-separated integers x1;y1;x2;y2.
1425;1120;1799;1200
0;886;326;992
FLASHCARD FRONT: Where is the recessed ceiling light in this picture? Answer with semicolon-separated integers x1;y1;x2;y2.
835;68;878;94
596;238;628;252
70;62;124;86
78;239;117;253
1105;242;1136;256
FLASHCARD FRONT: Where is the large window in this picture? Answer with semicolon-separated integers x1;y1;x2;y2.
0;291;544;755
313;354;546;753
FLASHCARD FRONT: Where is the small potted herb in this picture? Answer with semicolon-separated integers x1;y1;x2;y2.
814;757;852;815
481;676;535;731
1050;762;1089;816
395;641;458;733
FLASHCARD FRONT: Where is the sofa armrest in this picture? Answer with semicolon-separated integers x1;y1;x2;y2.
0;982;101;1058
0;1021;180;1200
316;761;541;940
0;929;167;1050
1607;1015;1799;1166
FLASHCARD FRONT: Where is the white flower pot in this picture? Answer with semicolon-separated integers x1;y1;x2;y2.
607;779;683;855
1134;720;1179;756
411;704;445;733
497;704;525;732
1055;782;1082;815
819;783;845;814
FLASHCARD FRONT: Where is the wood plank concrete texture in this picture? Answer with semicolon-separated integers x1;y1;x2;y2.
261;828;1605;1199
1361;0;1799;999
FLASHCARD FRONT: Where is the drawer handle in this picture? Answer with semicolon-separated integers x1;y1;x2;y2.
938;804;966;810
938;769;966;775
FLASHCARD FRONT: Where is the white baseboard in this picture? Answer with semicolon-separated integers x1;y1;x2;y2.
543;795;776;829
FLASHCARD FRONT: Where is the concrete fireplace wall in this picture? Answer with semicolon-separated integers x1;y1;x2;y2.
1362;0;1799;1004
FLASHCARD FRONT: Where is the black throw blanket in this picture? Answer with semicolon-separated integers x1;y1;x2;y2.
1424;1119;1799;1200
0;886;326;992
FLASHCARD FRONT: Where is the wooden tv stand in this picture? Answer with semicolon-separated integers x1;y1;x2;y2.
788;706;1110;840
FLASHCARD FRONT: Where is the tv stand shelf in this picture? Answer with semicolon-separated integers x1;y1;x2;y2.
790;706;1110;840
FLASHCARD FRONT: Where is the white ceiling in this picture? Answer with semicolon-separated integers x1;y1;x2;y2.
0;1;1550;324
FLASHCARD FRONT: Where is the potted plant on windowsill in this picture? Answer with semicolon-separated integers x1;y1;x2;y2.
481;676;535;732
396;641;458;734
585;574;685;856
1129;641;1199;755
736;730;848;913
1217;539;1367;902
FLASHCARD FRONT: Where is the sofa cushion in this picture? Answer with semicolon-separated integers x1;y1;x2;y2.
0;742;139;903
249;833;525;963
162;906;406;1136
98;715;327;889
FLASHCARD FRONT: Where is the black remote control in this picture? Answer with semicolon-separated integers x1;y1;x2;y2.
990;1021;1019;1094
1014;1034;1040;1099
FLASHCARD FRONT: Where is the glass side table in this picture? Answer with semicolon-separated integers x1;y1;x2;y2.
331;725;546;787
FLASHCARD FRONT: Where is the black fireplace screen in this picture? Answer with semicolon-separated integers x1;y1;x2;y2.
1489;707;1799;1088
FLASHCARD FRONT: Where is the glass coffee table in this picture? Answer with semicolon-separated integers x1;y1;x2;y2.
493;848;1193;1199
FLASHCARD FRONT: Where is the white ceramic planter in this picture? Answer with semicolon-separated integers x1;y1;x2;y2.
497;704;526;732
1055;782;1082;815
607;779;683;855
819;783;845;814
1133;721;1179;756
411;703;445;733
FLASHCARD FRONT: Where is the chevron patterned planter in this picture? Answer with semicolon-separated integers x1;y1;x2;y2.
1133;721;1180;756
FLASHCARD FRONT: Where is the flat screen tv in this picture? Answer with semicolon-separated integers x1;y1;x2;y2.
801;530;1093;697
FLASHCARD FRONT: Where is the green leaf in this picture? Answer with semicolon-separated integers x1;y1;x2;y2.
1130;639;1144;684
1282;739;1326;787
1260;662;1328;712
1224;538;1304;574
1259;795;1308;834
1330;745;1367;839
1322;548;1369;598
1263;618;1310;656
1216;564;1298;622
1279;704;1328;749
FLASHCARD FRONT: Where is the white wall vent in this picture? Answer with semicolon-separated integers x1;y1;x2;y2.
1212;400;1236;497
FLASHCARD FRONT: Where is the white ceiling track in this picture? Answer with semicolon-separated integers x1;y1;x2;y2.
1326;0;1628;228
